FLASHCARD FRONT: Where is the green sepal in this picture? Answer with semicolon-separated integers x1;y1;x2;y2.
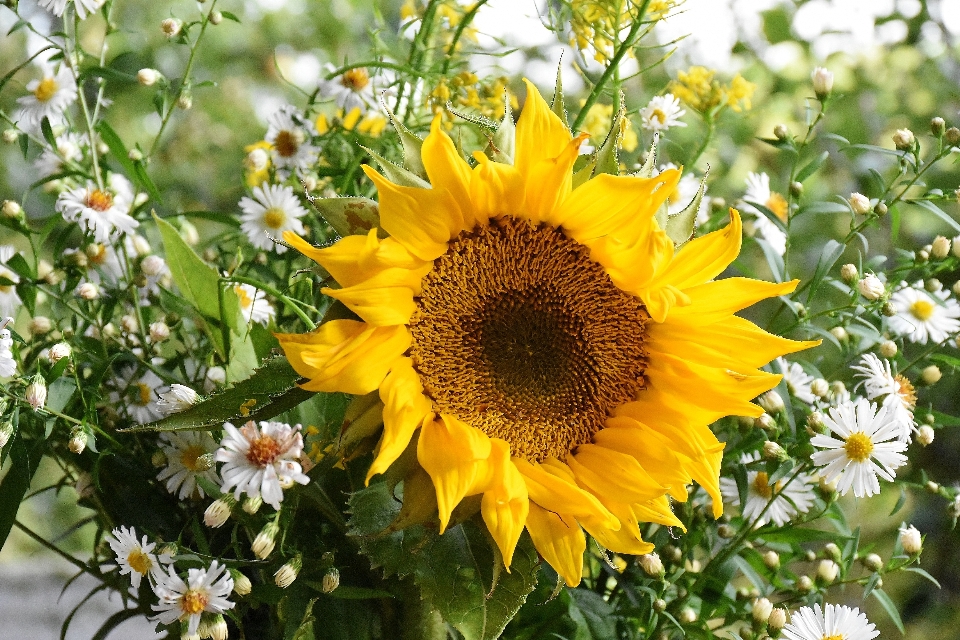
489;91;516;164
360;145;430;189
382;101;427;179
307;195;383;237
635;132;660;179
664;166;709;247
551;59;567;127
592;94;625;177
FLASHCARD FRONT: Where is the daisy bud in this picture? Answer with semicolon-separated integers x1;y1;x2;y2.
862;553;883;572
0;421;13;449
839;263;858;283
177;92;193;110
204;495;236;528
120;314;139;334
758;391;785;414
768;608;787;632
946;127;960;145
160;18;182;38
880;302;897;317
141;255;167;277
653;599;667;613
242;495;263;515
917;249;929;263
252;521;279;559
679;607;697;624
752;597;773;624
77;282;99;301
763;441;788;462
790;181;803;198
925;278;942;293
274;554;302;588
921;365;941;385
893;128;915;150
824;542;841;562
29;316;53;335
917;425;935;446
899;524;922;554
817;559;838;584
805;549;816;562
879;340;898;358
762;550;780;569
2;129;18;144
806;411;825;432
849;192;871;215
68;427;87;454
48;342;71;363
149;322;170;343
873;202;887;216
829;326;848;341
810;378;829;398
811;66;833;98
322;567;340;593
26;374;47;410
924;413;935;425
931;117;946;137
205;366;226;392
245;147;269;172
773;124;789;140
857;274;884;300
157;384;200;415
102;323;117;338
756;413;776;431
930;235;951;259
151;449;167;467
797;575;814;592
127;148;143;162
926;480;940;494
2;200;22;219
137;68;162;86
718;524;735;538
639;553;665;578
208;10;223;24
230;568;252;596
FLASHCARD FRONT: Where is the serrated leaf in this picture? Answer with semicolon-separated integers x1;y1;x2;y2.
360;145;430;188
635;133;660;179
383;103;426;178
592;97;625;177
308;196;382;237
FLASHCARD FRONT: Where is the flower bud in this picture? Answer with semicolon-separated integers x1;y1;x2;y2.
179;219;200;246
151;449;167;467
322;567;340;593
1;200;22;219
873;201;887;216
921;365;941;385
763;440;788;462
829;326;848;341
824;542;841;562
679;607;697;624
931;117;946;137
857;274;884;300
899;524;922;554
639;552;665;578
758;391;785;414
141;255;167;277
752;597;773;624
137;68;162;86
879;340;898;358
917;249;929;263
849;192;871;215
68;427;87;454
797;575;814;592
2;130;18;144
862;553;883;572
77;282;99;300
893;128;915;150
209;615;228;640
205;366;226;392
208;10;223;24
149;321;170;343
177;91;193;110
810;378;829;398
762;550;780;569
773;124;789;140
653;598;667;612
48;342;71;364
230;568;252;596
755;413;776;431
916;424;934;446
839;263;858;283
252;521;279;559
243;495;263;515
26;374;47;410
947;127;960;145
926;480;940;494
29;316;53;335
127;148;143;163
931;235;951;259
790;181;803;198
718;524;735;538
806;411;826;433
769;608;787;632
204;495;236;528
161;18;182;37
817;559;839;584
881;302;897;317
811;66;834;98
274;554;302;588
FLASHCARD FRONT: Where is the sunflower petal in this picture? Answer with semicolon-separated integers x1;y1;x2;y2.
580;510;655;556
276;320;410;395
525;503;585;587
513;457;619;529
633;495;686;531
417;413;492;533
366;358;432;484
515;79;571;181
322;264;432;326
649;209;743;291
666;278;799;325
422;115;477;225
480;440;529;569
596;419;693;501
470;153;525;220
283;230;425;288
523;134;587;224
567;445;666;505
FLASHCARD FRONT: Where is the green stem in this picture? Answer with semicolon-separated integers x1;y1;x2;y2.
68;15;104;189
439;0;489;75
685;113;715;169
224;275;316;330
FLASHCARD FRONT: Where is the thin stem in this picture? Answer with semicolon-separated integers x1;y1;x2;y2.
439;0;489;75
224;275;316;330
68;15;104;189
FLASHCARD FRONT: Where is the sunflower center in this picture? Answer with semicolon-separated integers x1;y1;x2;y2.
180;444;208;471
765;193;789;222
410;216;649;462
893;374;916;409
909;299;935;321
263;207;287;229
844;432;874;462
180;589;209;616
341;68;370;91
247;434;281;466
273;130;301;158
85;190;114;212
126;548;153;574
34;77;58;102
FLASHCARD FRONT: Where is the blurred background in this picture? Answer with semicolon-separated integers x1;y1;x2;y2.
2;0;960;637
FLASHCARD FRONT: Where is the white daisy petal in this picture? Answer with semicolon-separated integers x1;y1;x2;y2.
239;184;308;253
215;420;310;509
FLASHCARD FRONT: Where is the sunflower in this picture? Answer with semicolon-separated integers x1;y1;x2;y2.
276;80;816;586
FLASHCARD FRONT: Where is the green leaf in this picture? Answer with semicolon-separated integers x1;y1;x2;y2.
870;589;905;634
360;145;430;188
797;201;849;216
568;588;616;639
665;170;708;247
550;61;567;127
757;527;851;544
903;566;942;588
795;151;829;182
40;116;57;147
635;133;659;179
0;433;41;551
119;355;310;432
929;353;960;369
176;210;241;228
308;196;382;237
220;10;241;22
490;93;515;164
753;237;785;283
911;200;960;233
383;103;426;179
592;98;625;177
805;239;844;304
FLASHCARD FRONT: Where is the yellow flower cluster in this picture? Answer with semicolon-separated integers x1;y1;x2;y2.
426;72;518;121
569;0;675;62
668;66;756;114
401;0;479;50
316;109;388;137
581;103;638;152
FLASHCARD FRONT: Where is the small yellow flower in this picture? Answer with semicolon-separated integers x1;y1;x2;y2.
669;66;756;114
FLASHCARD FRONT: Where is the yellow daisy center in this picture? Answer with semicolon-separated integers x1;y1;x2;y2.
33;77;58;102
85;190;114;212
0;269;13;294
126;548;153;574
179;444;208;471
136;383;152;406
88;244;108;266
180;589;208;616
844;432;874;462
650;107;667;124
893;374;916;409
340;68;370;91
822;635;844;640
263;207;287;229
752;471;772;499
246;434;281;466
765;193;789;222
909;299;935;321
409;216;650;462
273;130;300;158
235;285;253;310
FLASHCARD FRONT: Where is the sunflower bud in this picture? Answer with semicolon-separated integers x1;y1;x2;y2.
274;554;303;588
204;495;236;528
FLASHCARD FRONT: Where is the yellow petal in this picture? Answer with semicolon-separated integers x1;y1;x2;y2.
595;419;693;501
470;153;525;220
417;413;492;533
422;115;478;226
366;357;432;484
513;457;619;529
649;209;742;291
525;503;585;587
580;510;655;556
322;264;432;326
276;320;410;395
515;79;571;182
480;440;529;569
586;224;677;311
666;278;799;325
283;230;425;288
362;165;467;261
567;445;666;505
633;495;686;531
523;134;587;224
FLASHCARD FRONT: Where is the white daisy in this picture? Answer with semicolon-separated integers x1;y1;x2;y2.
37;0;104;20
151;561;235;637
35;132;85;178
887;281;960;344
156;430;218;500
107;525;168;589
156;384;201;416
0;247;22;318
811;398;908;498
113;366;164;424
739;172;788;256
215;420;310;510
15;66;77;132
639;93;687;132
57;174;138;244
777;357;816;404
318;64;377;113
264;105;319;180
851;353;916;442
239;184;308;253
719;453;815;527
782;603;879;640
0;325;16;378
234;283;276;325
